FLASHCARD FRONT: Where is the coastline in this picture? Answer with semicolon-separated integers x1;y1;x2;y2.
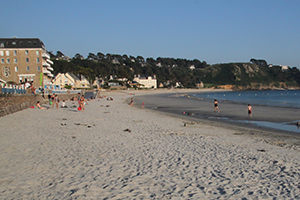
0;89;300;199
133;89;300;136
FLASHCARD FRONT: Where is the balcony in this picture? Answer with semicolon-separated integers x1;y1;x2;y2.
47;66;54;71
42;52;50;59
46;59;53;65
47;73;54;77
42;61;50;67
43;68;51;74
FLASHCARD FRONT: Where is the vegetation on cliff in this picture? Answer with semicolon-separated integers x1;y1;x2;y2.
50;51;300;89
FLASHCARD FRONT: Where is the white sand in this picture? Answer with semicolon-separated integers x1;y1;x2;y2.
0;89;300;199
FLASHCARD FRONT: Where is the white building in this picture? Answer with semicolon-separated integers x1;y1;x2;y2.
52;72;90;89
133;75;157;89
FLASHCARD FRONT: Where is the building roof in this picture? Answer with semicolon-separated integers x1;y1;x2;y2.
66;72;80;81
0;38;45;49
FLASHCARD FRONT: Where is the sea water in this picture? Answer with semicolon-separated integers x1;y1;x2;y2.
193;90;300;109
193;90;300;133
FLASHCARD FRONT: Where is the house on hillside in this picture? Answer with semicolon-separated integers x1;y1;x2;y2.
52;72;90;89
196;81;204;88
112;58;120;64
133;75;157;89
280;65;289;71
92;77;104;89
189;65;195;70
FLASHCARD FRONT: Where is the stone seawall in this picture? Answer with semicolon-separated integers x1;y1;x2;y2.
0;93;78;117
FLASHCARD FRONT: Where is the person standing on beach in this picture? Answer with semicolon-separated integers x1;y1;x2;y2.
129;98;133;106
214;99;220;113
79;95;86;111
247;104;252;118
141;102;145;108
48;93;51;105
51;93;55;108
77;92;81;107
54;94;59;109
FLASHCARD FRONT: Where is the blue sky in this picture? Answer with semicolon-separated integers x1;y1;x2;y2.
1;0;300;67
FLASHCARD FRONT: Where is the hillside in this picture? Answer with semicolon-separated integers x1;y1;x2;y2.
51;53;300;89
200;63;300;90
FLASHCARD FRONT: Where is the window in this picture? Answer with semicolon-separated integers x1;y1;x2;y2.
37;66;40;71
0;43;4;48
12;41;16;45
14;50;17;56
25;50;28;55
7;58;10;64
26;66;30;71
26;58;29;63
28;41;32;45
14;58;17;63
3;67;10;77
0;51;3;56
36;50;39;55
15;66;18;72
36;58;39;63
1;58;4;64
5;51;9;56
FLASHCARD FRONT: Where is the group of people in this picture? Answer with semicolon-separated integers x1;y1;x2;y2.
214;99;253;118
128;98;145;108
47;93;60;109
37;93;67;110
37;93;89;111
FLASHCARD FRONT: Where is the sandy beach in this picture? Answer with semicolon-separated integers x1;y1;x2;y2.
0;89;300;199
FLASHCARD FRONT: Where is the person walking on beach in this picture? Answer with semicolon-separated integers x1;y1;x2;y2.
247;104;252;118
141;102;145;108
129;98;133;106
54;94;60;109
214;99;220;113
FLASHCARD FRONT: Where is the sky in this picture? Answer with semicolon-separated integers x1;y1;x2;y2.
1;0;300;67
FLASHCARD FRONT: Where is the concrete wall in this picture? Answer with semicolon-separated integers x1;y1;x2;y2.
0;93;77;117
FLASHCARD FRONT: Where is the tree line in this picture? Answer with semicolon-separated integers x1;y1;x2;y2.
49;51;300;89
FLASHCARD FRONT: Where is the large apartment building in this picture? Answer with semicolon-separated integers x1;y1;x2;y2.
0;38;54;89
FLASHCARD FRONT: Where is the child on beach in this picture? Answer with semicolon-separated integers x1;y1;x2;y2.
247;104;252;118
214;99;220;113
61;100;68;108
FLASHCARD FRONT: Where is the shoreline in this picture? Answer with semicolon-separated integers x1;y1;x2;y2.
131;89;300;146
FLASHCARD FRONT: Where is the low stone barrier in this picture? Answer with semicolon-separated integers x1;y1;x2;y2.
0;93;78;117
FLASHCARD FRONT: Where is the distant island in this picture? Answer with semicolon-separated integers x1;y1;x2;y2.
50;51;300;90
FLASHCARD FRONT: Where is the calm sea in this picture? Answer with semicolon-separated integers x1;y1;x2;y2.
193;90;300;109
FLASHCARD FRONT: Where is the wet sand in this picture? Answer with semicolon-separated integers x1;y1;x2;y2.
0;89;300;199
133;90;300;137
